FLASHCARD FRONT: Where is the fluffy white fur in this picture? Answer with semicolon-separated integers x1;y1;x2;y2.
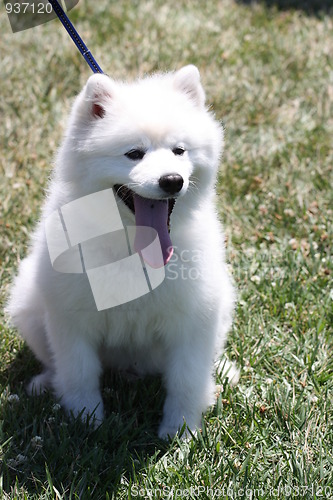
7;65;238;439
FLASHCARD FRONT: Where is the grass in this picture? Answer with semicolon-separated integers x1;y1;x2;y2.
0;0;332;498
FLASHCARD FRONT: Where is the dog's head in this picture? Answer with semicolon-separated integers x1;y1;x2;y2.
58;66;223;263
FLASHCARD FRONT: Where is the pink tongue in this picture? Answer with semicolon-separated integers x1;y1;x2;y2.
133;194;173;266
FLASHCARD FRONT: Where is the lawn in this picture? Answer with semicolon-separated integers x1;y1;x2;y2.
0;0;332;498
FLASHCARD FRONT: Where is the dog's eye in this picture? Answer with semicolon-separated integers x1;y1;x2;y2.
172;147;185;156
125;149;145;161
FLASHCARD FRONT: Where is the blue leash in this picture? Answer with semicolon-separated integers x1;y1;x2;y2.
47;0;104;74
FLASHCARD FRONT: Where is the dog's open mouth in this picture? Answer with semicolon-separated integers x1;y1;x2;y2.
114;184;176;265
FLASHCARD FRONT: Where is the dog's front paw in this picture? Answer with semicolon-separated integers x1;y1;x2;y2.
158;420;183;440
73;403;104;428
158;419;197;440
158;405;199;440
215;358;240;386
62;392;104;427
26;371;52;395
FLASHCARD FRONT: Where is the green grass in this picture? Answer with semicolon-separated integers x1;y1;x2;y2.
0;0;332;498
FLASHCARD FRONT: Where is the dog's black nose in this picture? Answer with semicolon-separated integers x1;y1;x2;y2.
159;174;184;195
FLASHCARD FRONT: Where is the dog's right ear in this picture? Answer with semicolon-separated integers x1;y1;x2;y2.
84;74;115;119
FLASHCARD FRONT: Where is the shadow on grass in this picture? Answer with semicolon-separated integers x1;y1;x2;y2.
237;0;332;15
0;348;168;497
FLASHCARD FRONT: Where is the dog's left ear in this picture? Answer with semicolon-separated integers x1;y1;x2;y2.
84;74;116;119
173;65;205;108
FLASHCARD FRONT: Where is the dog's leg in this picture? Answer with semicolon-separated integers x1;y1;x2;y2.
53;339;104;424
46;314;104;424
11;312;54;396
158;324;216;439
7;258;51;366
7;262;54;394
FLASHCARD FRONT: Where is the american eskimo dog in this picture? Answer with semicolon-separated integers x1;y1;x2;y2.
8;65;238;438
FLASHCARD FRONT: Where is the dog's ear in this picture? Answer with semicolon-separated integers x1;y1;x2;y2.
173;65;205;108
84;74;115;119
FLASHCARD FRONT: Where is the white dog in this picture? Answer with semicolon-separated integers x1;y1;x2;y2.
8;65;238;438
